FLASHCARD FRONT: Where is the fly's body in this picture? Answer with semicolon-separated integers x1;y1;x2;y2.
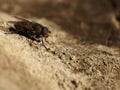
8;16;51;50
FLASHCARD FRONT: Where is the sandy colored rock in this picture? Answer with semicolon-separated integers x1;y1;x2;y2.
0;12;120;90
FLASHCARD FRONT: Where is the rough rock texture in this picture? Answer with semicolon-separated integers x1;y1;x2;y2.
0;12;120;90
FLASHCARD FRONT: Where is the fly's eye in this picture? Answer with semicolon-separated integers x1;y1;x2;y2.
43;27;50;34
42;27;51;37
43;27;48;34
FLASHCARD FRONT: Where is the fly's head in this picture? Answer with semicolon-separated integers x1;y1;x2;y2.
34;23;51;38
41;26;51;38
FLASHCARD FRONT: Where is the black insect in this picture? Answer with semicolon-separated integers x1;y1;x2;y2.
8;16;51;50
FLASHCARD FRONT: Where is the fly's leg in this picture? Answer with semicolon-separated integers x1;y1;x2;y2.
41;37;50;51
45;37;51;44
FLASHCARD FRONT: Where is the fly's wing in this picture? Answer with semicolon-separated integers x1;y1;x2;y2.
8;16;34;30
13;16;32;22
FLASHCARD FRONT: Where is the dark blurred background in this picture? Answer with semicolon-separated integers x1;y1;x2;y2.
0;0;120;48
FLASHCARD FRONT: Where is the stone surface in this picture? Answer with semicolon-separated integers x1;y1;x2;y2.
0;12;120;90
